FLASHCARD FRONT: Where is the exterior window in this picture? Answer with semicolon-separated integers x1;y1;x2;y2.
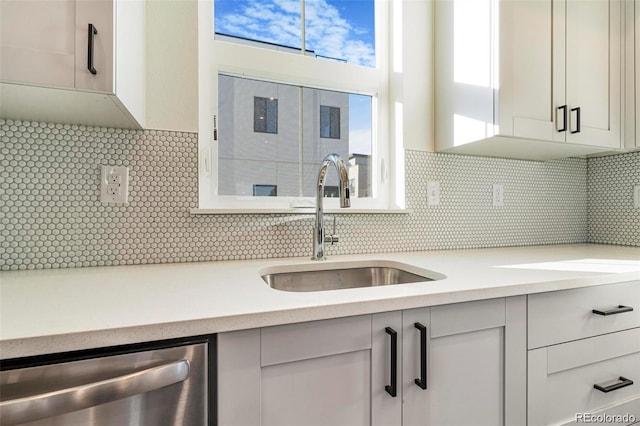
253;184;277;196
320;106;341;139
214;0;375;67
198;0;407;211
254;97;278;134
323;186;339;198
217;74;371;198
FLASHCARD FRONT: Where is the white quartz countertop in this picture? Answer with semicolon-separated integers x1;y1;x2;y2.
1;243;639;359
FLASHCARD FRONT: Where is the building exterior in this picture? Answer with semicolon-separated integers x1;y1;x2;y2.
348;154;371;198
218;74;351;198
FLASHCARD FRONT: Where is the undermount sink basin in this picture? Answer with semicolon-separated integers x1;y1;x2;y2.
261;260;446;292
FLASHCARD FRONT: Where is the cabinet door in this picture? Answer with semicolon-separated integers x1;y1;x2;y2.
563;0;622;148
402;297;527;426
0;0;75;88
372;311;403;426
401;307;431;426
500;0;556;142
218;315;402;426
75;0;114;93
429;299;506;426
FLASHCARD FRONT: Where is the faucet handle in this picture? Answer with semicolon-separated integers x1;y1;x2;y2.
324;235;338;244
324;216;339;245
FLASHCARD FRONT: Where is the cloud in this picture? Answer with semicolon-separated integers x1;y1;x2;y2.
215;0;375;67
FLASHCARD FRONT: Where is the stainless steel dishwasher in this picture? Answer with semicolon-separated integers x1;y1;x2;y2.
0;339;209;425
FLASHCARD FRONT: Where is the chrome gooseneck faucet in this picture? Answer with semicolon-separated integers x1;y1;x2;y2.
312;153;351;260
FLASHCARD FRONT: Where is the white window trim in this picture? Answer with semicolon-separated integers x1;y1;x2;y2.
196;0;407;213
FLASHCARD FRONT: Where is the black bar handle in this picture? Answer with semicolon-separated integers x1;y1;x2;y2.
570;106;580;134
594;376;634;393
88;23;98;75
414;322;427;390
385;327;397;397
557;105;568;132
592;305;634;316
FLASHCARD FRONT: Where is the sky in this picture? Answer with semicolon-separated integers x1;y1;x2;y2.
214;0;375;67
215;0;374;155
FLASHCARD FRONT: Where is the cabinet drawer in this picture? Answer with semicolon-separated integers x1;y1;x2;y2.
528;281;640;349
261;315;372;366
528;328;640;426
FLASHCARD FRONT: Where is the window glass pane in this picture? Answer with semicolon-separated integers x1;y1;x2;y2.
320;105;340;139
214;0;302;51
218;75;298;197
302;89;371;198
254;97;267;133
254;97;278;134
253;184;278;196
346;93;372;198
304;0;375;66
214;0;375;67
330;106;340;138
218;75;372;199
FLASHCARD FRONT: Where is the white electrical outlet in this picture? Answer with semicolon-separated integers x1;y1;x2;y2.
101;166;129;204
492;184;504;207
427;181;440;206
634;185;640;209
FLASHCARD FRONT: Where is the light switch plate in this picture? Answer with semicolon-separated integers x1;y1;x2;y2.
427;181;440;206
492;184;504;207
101;166;129;204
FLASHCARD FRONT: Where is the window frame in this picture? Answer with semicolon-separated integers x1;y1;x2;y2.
197;0;406;212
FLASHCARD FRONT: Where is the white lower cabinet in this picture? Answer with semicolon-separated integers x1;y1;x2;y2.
527;282;640;426
406;297;526;426
528;328;640;425
217;296;526;426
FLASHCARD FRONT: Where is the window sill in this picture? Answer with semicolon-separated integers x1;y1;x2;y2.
190;208;411;215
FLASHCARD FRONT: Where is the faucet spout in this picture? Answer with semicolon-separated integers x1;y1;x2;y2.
312;153;350;260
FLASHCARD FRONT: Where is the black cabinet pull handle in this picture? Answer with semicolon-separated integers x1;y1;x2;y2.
570;106;580;133
557;105;568;132
592;305;634;316
594;376;634;393
414;322;427;390
384;327;397;397
88;23;98;75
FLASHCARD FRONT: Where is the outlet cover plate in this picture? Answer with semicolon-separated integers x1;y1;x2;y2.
493;184;504;207
427;181;440;206
101;166;129;204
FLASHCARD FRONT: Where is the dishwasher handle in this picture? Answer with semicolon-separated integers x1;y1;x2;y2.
0;359;190;425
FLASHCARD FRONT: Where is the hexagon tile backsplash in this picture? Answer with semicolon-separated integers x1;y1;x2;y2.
1;119;637;270
588;151;640;246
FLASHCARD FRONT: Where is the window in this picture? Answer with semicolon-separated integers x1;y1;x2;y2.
213;0;376;67
254;97;278;134
197;0;410;212
218;75;368;198
323;186;339;198
253;184;277;196
320;106;340;139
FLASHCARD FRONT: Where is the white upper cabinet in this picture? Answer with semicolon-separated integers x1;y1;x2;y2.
560;0;622;149
1;0;76;89
0;0;144;129
435;0;624;160
626;0;640;150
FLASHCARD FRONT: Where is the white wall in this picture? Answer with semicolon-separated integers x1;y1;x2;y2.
145;0;199;132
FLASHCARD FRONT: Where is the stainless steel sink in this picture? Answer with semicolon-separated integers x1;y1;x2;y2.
261;261;446;292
